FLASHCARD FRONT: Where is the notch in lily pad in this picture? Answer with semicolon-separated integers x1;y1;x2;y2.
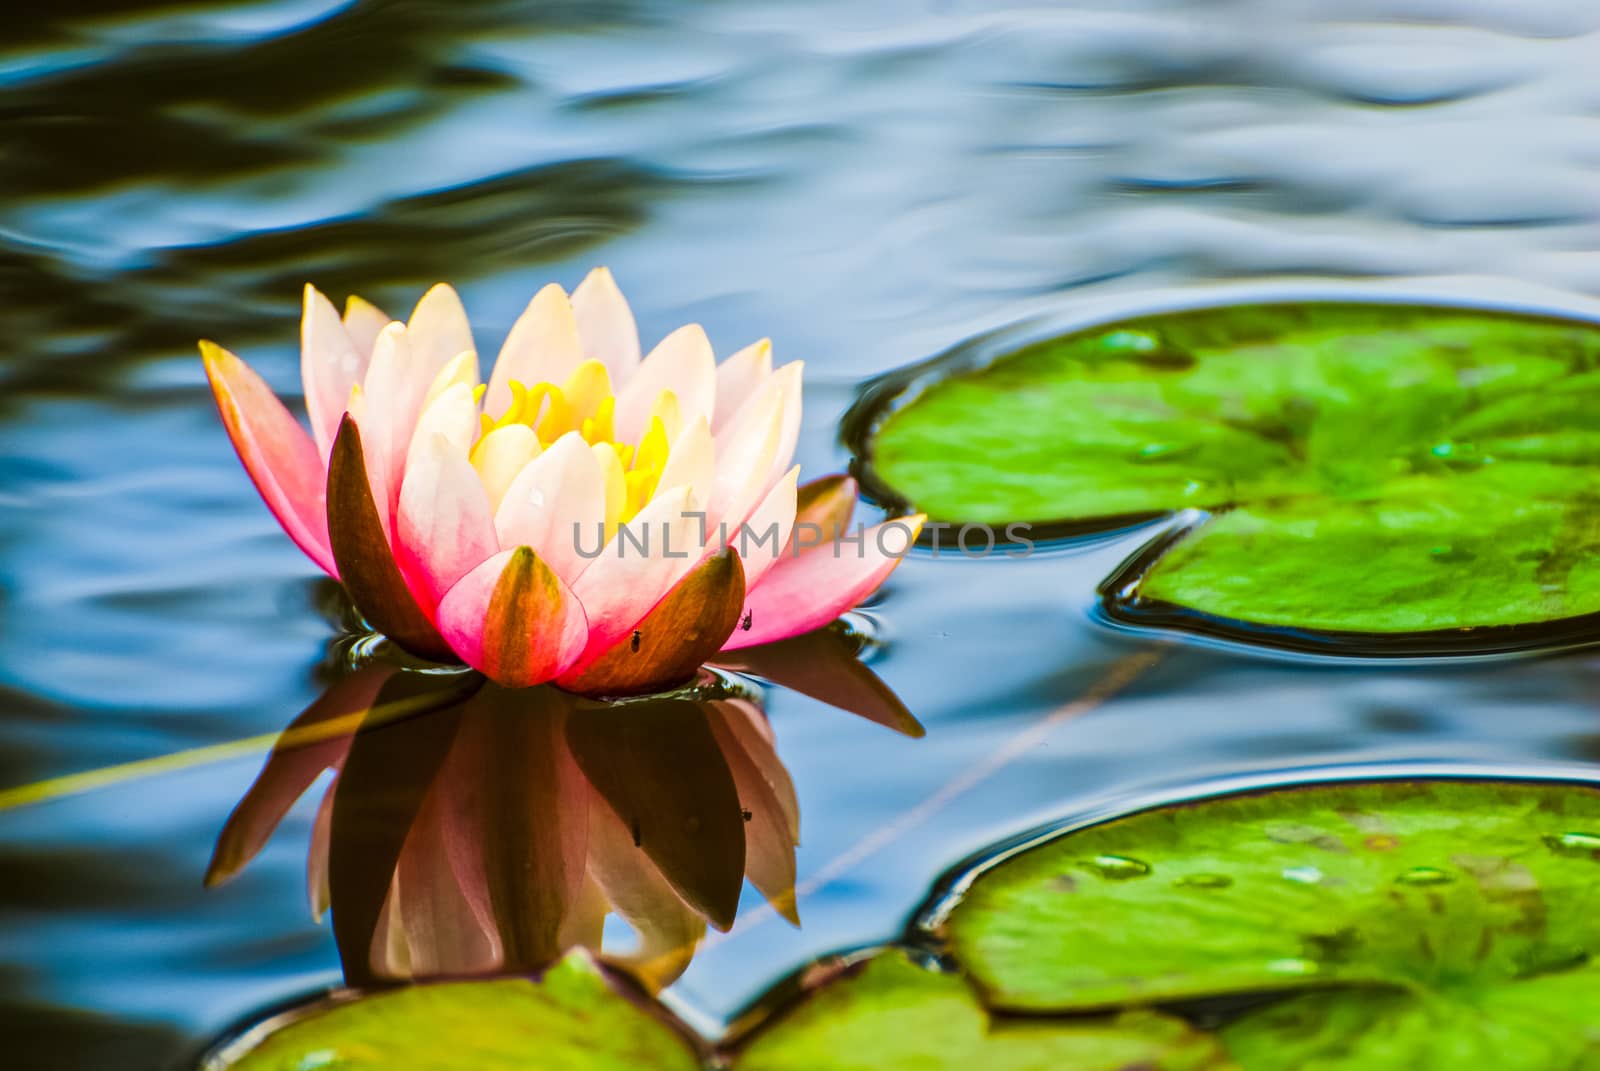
931;776;1600;1070
849;300;1600;655
729;948;1233;1071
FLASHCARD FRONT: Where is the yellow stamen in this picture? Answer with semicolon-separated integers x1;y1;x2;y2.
533;384;573;443
580;395;616;445
469;375;686;525
562;360;613;421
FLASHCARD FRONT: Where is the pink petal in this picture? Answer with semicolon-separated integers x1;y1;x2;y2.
570;485;707;664
200;341;336;576
614;324;715;444
732;466;798;590
571;267;640;383
396;433;500;619
485;283;583;418
493;431;608;587
301;285;367;458
721;515;925;650
436;547;590;688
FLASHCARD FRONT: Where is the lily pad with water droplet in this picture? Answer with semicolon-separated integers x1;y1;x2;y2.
854;302;1600;653
210;951;702;1071
937;778;1600;1069
730;950;1235;1071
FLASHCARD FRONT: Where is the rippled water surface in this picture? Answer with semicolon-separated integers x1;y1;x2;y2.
5;1;1600;1066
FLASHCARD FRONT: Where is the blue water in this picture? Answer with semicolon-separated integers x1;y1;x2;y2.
4;1;1600;1065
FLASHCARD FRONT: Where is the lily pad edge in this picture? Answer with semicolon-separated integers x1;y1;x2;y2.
843;288;1600;657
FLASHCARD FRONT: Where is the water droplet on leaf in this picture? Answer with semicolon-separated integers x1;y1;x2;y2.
1542;832;1600;858
1084;854;1151;880
1395;866;1454;886
1281;865;1324;885
1096;329;1196;369
1265;958;1319;976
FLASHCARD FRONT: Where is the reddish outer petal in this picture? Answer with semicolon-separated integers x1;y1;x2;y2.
395;435;499;620
705;700;799;925
204;665;393;887
794;474;858;546
436;547;589;688
558;548;745;698
327;416;454;660
201;341;336;576
721;515;925;651
714;622;924;738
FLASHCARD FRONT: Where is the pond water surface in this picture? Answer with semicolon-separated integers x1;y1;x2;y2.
5;1;1600;1067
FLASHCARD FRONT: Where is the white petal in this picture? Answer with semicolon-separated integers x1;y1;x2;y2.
471;424;541;514
301;284;365;458
485;284;583;418
732;465;798;589
572;267;640;384
615;324;715;445
407;283;475;386
654;415;715;506
713;338;772;433
493;431;607;586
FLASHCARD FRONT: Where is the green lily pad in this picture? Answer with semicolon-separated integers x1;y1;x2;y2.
939;778;1600;1068
731;950;1235;1071
210;951;702;1071
857;302;1600;652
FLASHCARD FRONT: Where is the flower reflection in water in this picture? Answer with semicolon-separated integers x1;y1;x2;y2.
205;623;919;991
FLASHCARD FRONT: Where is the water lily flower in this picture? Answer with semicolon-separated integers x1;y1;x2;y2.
202;271;923;693
208;670;800;990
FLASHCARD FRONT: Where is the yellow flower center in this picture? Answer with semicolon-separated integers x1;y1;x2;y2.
473;359;679;528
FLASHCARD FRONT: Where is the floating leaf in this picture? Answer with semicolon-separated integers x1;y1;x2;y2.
213;951;702;1071
940;778;1600;1068
859;302;1600;652
731;950;1234;1071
